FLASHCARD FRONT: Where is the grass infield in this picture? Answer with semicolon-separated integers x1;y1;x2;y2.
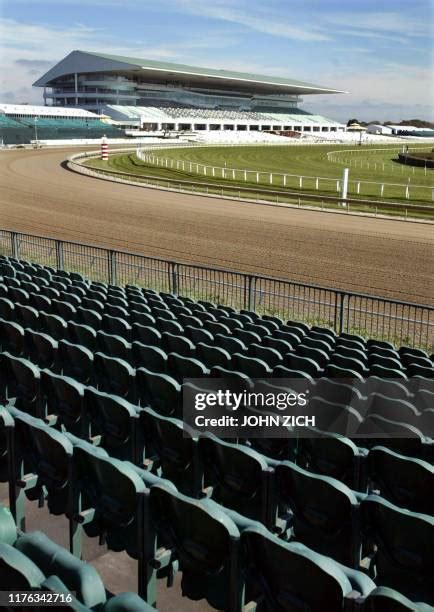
85;143;434;209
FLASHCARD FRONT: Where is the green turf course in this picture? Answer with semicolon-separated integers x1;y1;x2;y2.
85;143;434;206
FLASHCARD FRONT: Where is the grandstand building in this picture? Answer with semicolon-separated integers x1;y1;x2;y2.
0;103;122;145
33;50;346;134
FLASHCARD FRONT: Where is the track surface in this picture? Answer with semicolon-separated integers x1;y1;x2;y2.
0;147;433;304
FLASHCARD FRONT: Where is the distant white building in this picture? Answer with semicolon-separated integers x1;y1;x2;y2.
366;124;393;135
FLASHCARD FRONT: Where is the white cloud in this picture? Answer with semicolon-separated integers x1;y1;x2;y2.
166;0;332;41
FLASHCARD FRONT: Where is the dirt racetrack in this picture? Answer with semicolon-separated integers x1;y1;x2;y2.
0;146;433;304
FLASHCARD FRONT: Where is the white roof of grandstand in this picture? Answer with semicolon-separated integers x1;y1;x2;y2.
33;50;346;96
387;125;432;131
0;103;98;118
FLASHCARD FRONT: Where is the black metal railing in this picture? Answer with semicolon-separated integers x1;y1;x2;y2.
0;229;432;350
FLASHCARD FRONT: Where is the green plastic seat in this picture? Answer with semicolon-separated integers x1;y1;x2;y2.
233;328;262;346
8;406;74;517
72;447;160;565
162;332;195;356
285;354;322;377
296;344;330;369
287;320;310;334
84;387;137;461
366;393;419;426
330;353;367;376
369;364;407;379
241;525;375;612
52;299;77;321
0;504;17;545
156;317;183;335
302;336;334;354
42;369;86;435
363;586;434;611
16;531;106;609
214;333;246;354
15;303;40;331
248;343;283;369
262;336;293;356
0;542;45;589
198;433;273;525
94;352;136;401
39;311;69;341
97;331;131;362
167;352;209;382
81;297;104;313
197;342;231;368
58;340;94;385
184;325;213;345
150;483;241;611
68;322;98;352
139;407;199;495
131;323;162;347
369;353;404;372
0;406;14;482
30;291;51;311
275;461;364;566
361;495;434;604
233;352;272;378
0;319;25;356
131;342;167;372
326;363;364;381
77;306;102;329
244;322;271;338
136;367;181;417
2;351;41;417
25;329;58;370
102;314;131;340
298;424;368;487
368;446;434;515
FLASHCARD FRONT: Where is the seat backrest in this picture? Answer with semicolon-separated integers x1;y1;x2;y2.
0;542;45;589
42;369;85;434
131;323;162;346
136;367;181;417
139;407;198;495
361;495;434;604
84;386;137;460
150;483;240;610
275;461;362;566
368;446;434;515
241;526;373;612
16;531;106;609
197;342;231;368
198;433;270;523
298;431;365;490
214;333;247;354
73;446;146;558
132;342;167;372
97;331;131;362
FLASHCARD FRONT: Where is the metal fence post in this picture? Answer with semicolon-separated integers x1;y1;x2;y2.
245;275;256;311
55;240;64;270
338;292;347;335
169;262;179;295
11;232;19;258
108;250;117;285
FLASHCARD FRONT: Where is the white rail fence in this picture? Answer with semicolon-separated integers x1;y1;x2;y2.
137;147;434;201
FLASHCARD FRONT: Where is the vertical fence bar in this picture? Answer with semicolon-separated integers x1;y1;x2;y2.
108;250;117;285
171;262;179;295
11;232;19;259
338;292;347;335
55;240;64;270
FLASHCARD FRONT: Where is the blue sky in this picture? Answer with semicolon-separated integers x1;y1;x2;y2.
0;0;433;121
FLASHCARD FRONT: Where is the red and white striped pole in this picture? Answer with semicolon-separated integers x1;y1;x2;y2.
101;135;108;161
